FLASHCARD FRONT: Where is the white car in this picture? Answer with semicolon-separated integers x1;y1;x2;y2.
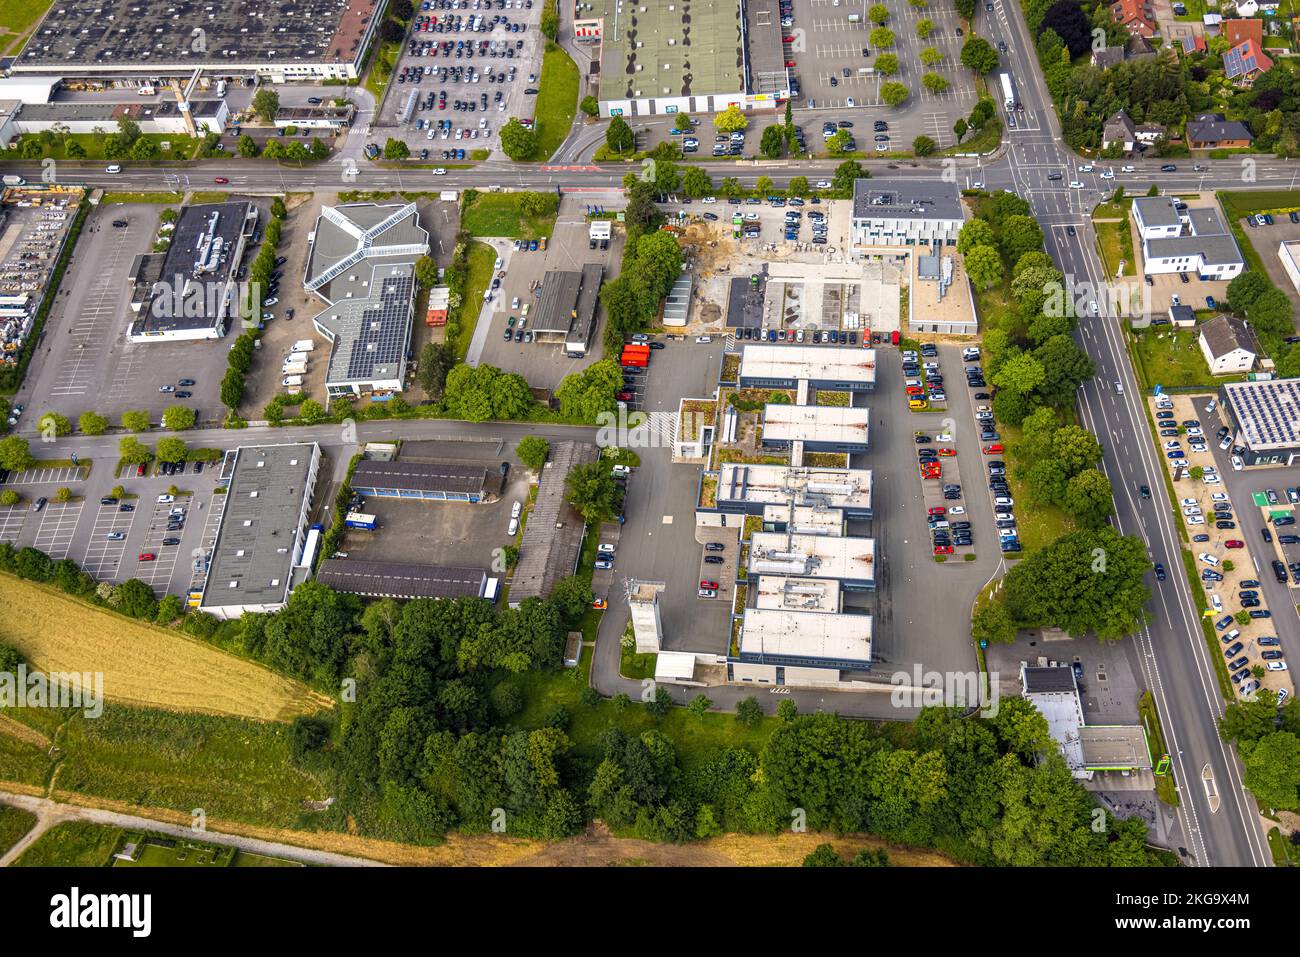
1165;440;1182;450
1078;164;1094;173
1266;661;1289;671
1068;180;1084;189
948;506;966;515
1203;475;1222;484
157;494;175;504
1182;506;1202;516
1219;435;1233;450
1121;165;1136;173
432;168;447;175
1100;169;1114;179
935;433;953;443
512;296;520;309
815;180;832;189
702;197;717;204
507;517;519;536
1199;552;1220;566
1186;427;1203;436
1188;515;1206;524
1211;492;1229;502
1211;593;1223;613
971;181;984;189
1231;455;1244;471
511;501;522;519
1181;497;1199;506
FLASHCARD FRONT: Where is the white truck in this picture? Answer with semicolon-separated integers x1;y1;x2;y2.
290;339;316;353
281;361;308;377
284;350;311;366
282;374;304;387
1;175;26;187
999;72;1018;111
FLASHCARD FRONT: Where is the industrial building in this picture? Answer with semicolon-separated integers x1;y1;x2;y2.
530;264;604;356
5;98;230;139
1131;197;1244;280
304;202;429;399
738;344;877;392
509;440;600;606
1279;240;1300;295
127;201;258;342
198;443;322;620
349;460;505;502
733;607;874;687
851;179;965;249
749;531;876;589
11;0;386;82
1021;665;1151;780
760;404;870;453
1221;378;1300;466
575;0;788;118
274;105;356;130
316;559;495;601
712;463;873;518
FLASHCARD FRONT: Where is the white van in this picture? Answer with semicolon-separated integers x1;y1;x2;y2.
291;339;316;353
282;375;304;387
1;175;26;187
105;164;122;174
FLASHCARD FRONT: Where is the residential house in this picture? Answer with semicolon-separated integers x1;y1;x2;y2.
1199;314;1261;375
1092;47;1126;69
1203;13;1223;35
1186;114;1254;149
1110;0;1158;37
1132;197;1246;280
1103;110;1137;152
1135;123;1168;147
1222;17;1263;47
1178;34;1208;55
1126;34;1158;59
1224;38;1273;84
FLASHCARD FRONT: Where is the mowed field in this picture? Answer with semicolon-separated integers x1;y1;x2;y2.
0;576;333;722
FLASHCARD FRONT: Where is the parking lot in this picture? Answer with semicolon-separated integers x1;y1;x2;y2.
377;0;546;159
13;202;257;432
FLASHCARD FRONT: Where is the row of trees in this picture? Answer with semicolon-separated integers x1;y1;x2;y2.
1219;690;1300;811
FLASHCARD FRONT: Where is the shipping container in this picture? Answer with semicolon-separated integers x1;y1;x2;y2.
344;512;378;530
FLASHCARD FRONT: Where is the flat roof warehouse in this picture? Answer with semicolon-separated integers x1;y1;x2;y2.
13;0;385;77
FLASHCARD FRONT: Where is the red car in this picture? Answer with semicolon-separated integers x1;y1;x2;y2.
699;580;718;590
927;506;947;516
938;448;956;457
783;35;795;42
214;177;229;184
784;60;797;67
136;463;146;477
138;553;156;562
982;444;1004;454
934;545;954;555
616;391;633;401
1225;540;1245;549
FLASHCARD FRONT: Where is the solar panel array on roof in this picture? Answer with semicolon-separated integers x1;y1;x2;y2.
1226;380;1300;451
344;272;412;380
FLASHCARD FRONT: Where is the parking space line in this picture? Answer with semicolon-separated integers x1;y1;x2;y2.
31;501;84;560
80;501;137;579
0;507;27;544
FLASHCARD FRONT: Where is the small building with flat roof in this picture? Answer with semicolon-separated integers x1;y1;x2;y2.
127;201;258;342
509;440;600;606
349;460;504;502
753;574;842;614
531;264;604;356
749;531;875;589
1021;664;1151;779
1221;377;1300;466
714;463;873;518
199;443;322;620
275;105;355;130
761;503;844;537
733;607;873;686
851;178;965;249
316;559;489;600
761;403;870;453
739;344;877;392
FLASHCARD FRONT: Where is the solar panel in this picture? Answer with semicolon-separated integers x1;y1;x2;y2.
343;269;413;380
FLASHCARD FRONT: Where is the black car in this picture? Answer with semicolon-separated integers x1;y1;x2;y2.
1215;520;1236;529
1154;562;1166;581
1262;527;1274;543
705;543;725;552
162;537;181;546
119;503;135;512
112;219;129;228
1273;560;1288;582
1160;164;1177;172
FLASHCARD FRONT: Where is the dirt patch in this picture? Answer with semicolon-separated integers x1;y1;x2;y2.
0;716;50;749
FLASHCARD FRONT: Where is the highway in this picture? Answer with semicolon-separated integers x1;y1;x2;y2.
5;2;1296;869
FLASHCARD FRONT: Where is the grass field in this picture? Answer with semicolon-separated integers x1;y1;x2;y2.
0;575;332;722
99;192;184;205
530;42;580;162
1130;327;1221;390
1138;691;1179;806
0;802;37;857
46;704;331;828
453;240;497;359
13;821;122;867
996;420;1079;553
9;132;199;162
1094;218;1134;278
0;0;52;55
460;192;559;239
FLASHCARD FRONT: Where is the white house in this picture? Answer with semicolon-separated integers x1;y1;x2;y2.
1199;314;1260;375
1132;198;1245;279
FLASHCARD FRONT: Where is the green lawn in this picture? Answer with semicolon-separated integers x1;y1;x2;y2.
1173;0;1207;19
453;240;497;359
14;821;123;868
99;192;184;205
8;132;200;162
460;191;559;239
942;116;1002;156
1137;692;1179;807
0;802;37;857
0;0;53;55
1218;190;1300;219
531;41;580;162
114;838;235;868
1094;218;1134;278
362;39;403;101
1130;327;1221;390
996;422;1078;553
1267;827;1299;866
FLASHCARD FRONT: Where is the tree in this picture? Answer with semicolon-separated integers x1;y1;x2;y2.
565;460;619;523
957;219;995;254
735;696;763;727
1063;468;1114;527
787;176;809;197
972;597;1018;645
922;72;949;94
1040;0;1092;57
1247;288;1294;339
720;177;744;199
687;694;712;717
237;134;259;158
777;698;798;722
960;36;999;75
954;117;968;142
916;17;934;38
252;89;280;124
580;95;600;118
414;255;439;291
37;411;71;439
875;53;900;76
880;82;909;107
760;125;785;159
155;437;187;464
919;46;944;67
913;135;936;156
541;7;559;39
1242;732;1300;810
606;115;634;153
832;160;864;193
964;244;1004;290
378;18;405;43
1035;335;1094;404
714;105;748;134
78;411;108;436
382;137;409;160
161;405;196;431
117;437;153;466
827;131;854;156
784;99;795;147
869;3;890;22
65;140;87;159
755;175;775;196
993;350;1046;396
803;844;845;867
220;368;245;410
516;436;550;472
1226;271;1269;313
53;487;72;503
555;358;623;423
500;118;538;160
682;166;713;198
0;436;34;473
870;26;895;49
999;215;1044;264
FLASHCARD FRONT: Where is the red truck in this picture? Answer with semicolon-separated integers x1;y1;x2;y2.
620;344;650;368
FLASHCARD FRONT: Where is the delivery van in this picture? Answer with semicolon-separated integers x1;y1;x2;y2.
282;375;304;387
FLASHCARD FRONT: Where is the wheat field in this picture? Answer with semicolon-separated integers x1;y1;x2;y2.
0;576;333;722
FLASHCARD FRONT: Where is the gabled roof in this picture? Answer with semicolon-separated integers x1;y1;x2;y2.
1186;116;1253;144
1200;314;1261;359
1222;17;1263;46
1092;47;1126;68
1110;0;1158;34
1224;38;1273;79
1103;109;1137;143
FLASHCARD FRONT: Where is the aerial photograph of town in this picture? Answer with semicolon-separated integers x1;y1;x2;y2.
0;0;1295;932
